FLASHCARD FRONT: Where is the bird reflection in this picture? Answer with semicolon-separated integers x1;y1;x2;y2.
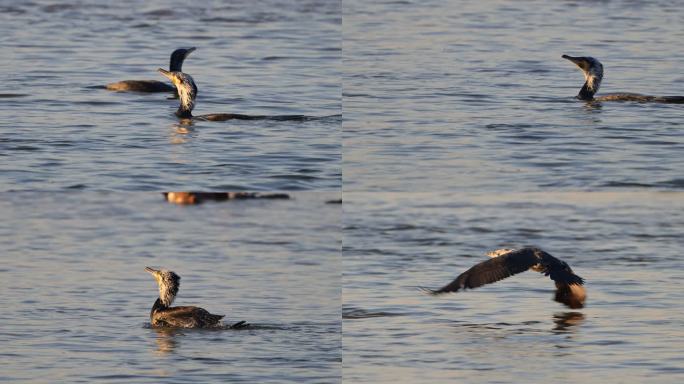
169;123;195;144
552;311;585;333
152;327;183;355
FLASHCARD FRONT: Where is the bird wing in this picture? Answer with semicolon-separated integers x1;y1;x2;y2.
428;249;540;294
534;251;586;308
154;306;224;327
537;251;584;286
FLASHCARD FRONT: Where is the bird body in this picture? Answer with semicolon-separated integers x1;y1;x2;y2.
427;247;586;309
149;297;224;328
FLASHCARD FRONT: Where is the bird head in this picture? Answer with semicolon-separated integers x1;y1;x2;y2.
562;54;604;99
158;68;197;118
145;267;180;307
169;47;196;72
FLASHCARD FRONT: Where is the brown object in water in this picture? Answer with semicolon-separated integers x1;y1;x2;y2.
163;192;290;205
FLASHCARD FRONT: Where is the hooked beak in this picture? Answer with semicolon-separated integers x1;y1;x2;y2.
158;68;174;80
562;54;589;71
185;47;196;57
145;266;159;275
562;54;580;63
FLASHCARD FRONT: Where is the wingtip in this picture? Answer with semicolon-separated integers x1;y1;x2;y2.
418;286;443;295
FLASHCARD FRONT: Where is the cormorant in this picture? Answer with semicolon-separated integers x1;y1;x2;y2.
145;267;248;328
562;54;684;103
424;247;586;309
105;48;196;92
163;192;290;204
157;68;310;121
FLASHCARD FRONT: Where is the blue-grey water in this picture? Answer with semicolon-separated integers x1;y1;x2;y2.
0;0;340;191
4;0;684;383
0;192;340;383
343;191;684;383
344;0;684;192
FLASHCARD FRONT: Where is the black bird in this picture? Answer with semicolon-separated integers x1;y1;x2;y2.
562;54;684;103
425;247;586;309
145;267;248;328
106;47;196;92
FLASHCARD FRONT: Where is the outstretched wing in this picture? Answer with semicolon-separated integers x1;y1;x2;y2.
427;248;540;294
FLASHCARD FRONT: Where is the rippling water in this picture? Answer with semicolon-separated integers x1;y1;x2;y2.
0;0;340;191
4;0;684;382
344;0;684;192
343;192;684;383
0;192;340;383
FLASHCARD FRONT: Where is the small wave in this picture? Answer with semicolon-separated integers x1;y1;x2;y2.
270;174;321;181
342;306;404;319
601;179;684;189
601;181;655;188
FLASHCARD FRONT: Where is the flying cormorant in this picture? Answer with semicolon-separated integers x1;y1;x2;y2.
424;247;586;309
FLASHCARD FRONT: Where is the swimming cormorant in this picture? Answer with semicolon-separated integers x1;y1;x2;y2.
562;54;684;103
105;48;196;92
157;68;310;121
145;267;248;328
163;192;290;204
424;247;586;309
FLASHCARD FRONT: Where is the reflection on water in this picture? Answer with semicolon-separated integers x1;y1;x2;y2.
169;123;195;144
152;327;182;355
552;312;585;334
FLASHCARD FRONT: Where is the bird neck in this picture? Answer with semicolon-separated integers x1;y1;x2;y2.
577;72;601;101
169;53;186;72
175;106;193;118
175;80;197;119
577;81;595;100
151;297;168;317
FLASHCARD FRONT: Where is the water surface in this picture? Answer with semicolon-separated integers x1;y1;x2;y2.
0;192;341;383
344;0;684;191
343;191;684;383
1;0;340;191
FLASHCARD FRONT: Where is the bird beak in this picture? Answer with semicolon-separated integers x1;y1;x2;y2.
562;54;588;71
186;47;196;56
145;266;159;275
158;68;174;80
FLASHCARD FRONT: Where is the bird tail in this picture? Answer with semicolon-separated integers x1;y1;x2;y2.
654;96;684;104
230;320;250;329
